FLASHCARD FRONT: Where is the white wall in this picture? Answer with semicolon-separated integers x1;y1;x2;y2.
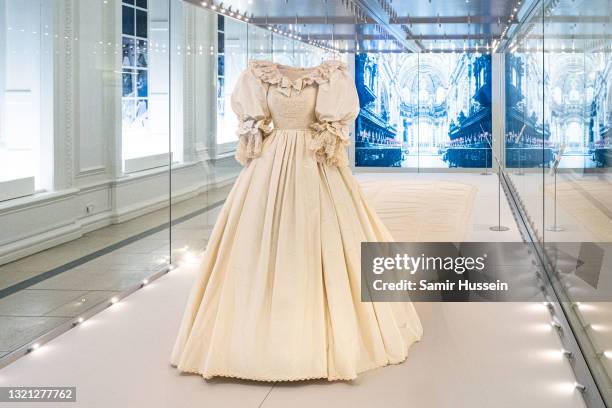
0;0;236;266
0;0;53;189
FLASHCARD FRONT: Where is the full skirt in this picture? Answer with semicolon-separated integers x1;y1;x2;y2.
170;129;423;381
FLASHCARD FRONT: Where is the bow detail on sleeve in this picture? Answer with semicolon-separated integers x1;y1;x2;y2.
309;121;350;167
235;117;273;166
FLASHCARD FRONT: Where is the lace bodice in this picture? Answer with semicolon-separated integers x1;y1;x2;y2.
267;83;317;129
230;60;360;167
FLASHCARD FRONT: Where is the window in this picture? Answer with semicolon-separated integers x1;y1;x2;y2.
122;0;149;167
216;14;226;141
121;0;169;173
0;0;53;199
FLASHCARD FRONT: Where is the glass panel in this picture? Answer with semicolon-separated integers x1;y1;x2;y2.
505;1;546;241
217;12;224;32
122;37;136;67
137;69;148;97
137;39;148;68
0;0;170;362
136;8;147;38
122;5;135;36
540;0;612;403
0;0;52;188
248;23;271;61
169;0;229;286
122;0;167;170
506;0;612;402
122;71;135;97
272;32;295;65
216;16;248;146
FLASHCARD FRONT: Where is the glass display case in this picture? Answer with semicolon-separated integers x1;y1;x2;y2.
1;1;612;404
0;0;332;367
505;0;612;403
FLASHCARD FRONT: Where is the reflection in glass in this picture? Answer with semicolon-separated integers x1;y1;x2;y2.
136;9;147;38
137;70;148;97
504;52;552;170
122;37;136;67
505;0;612;403
216;16;248;145
122;5;135;36
0;0;52;189
137;40;148;68
123;71;135;97
121;0;168;170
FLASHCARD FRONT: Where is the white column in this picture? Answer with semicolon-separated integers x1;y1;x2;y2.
0;0;8;147
168;0;184;163
193;9;216;159
103;0;122;181
0;0;5;151
182;2;195;163
53;0;76;190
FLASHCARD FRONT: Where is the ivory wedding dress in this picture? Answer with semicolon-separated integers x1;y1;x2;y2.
170;60;422;381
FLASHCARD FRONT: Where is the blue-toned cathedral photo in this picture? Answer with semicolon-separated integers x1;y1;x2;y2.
354;52;493;168
505;51;612;169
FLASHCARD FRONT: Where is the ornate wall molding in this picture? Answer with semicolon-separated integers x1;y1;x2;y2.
56;0;75;189
184;5;196;162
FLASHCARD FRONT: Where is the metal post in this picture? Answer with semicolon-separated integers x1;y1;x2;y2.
546;169;565;232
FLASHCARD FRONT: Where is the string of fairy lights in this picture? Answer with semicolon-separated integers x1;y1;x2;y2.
192;0;555;55
198;0;345;54
199;1;251;22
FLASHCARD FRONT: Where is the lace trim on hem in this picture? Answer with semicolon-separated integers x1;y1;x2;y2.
173;367;348;383
171;334;422;383
173;354;413;382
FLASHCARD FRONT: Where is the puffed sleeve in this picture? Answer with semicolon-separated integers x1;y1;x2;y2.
310;65;360;167
231;68;272;166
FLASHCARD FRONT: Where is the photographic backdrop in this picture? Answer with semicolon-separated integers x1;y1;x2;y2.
354;52;493;168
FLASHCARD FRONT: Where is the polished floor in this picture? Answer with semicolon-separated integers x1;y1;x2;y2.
0;260;586;408
506;170;612;390
0;183;232;359
0;173;586;407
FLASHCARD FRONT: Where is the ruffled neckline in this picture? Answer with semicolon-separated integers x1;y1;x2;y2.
249;60;347;96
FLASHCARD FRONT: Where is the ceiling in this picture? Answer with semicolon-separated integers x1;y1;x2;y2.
183;0;611;53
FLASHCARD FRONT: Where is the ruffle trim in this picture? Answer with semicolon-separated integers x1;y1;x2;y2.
235;117;272;166
249;60;347;96
309;121;350;167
